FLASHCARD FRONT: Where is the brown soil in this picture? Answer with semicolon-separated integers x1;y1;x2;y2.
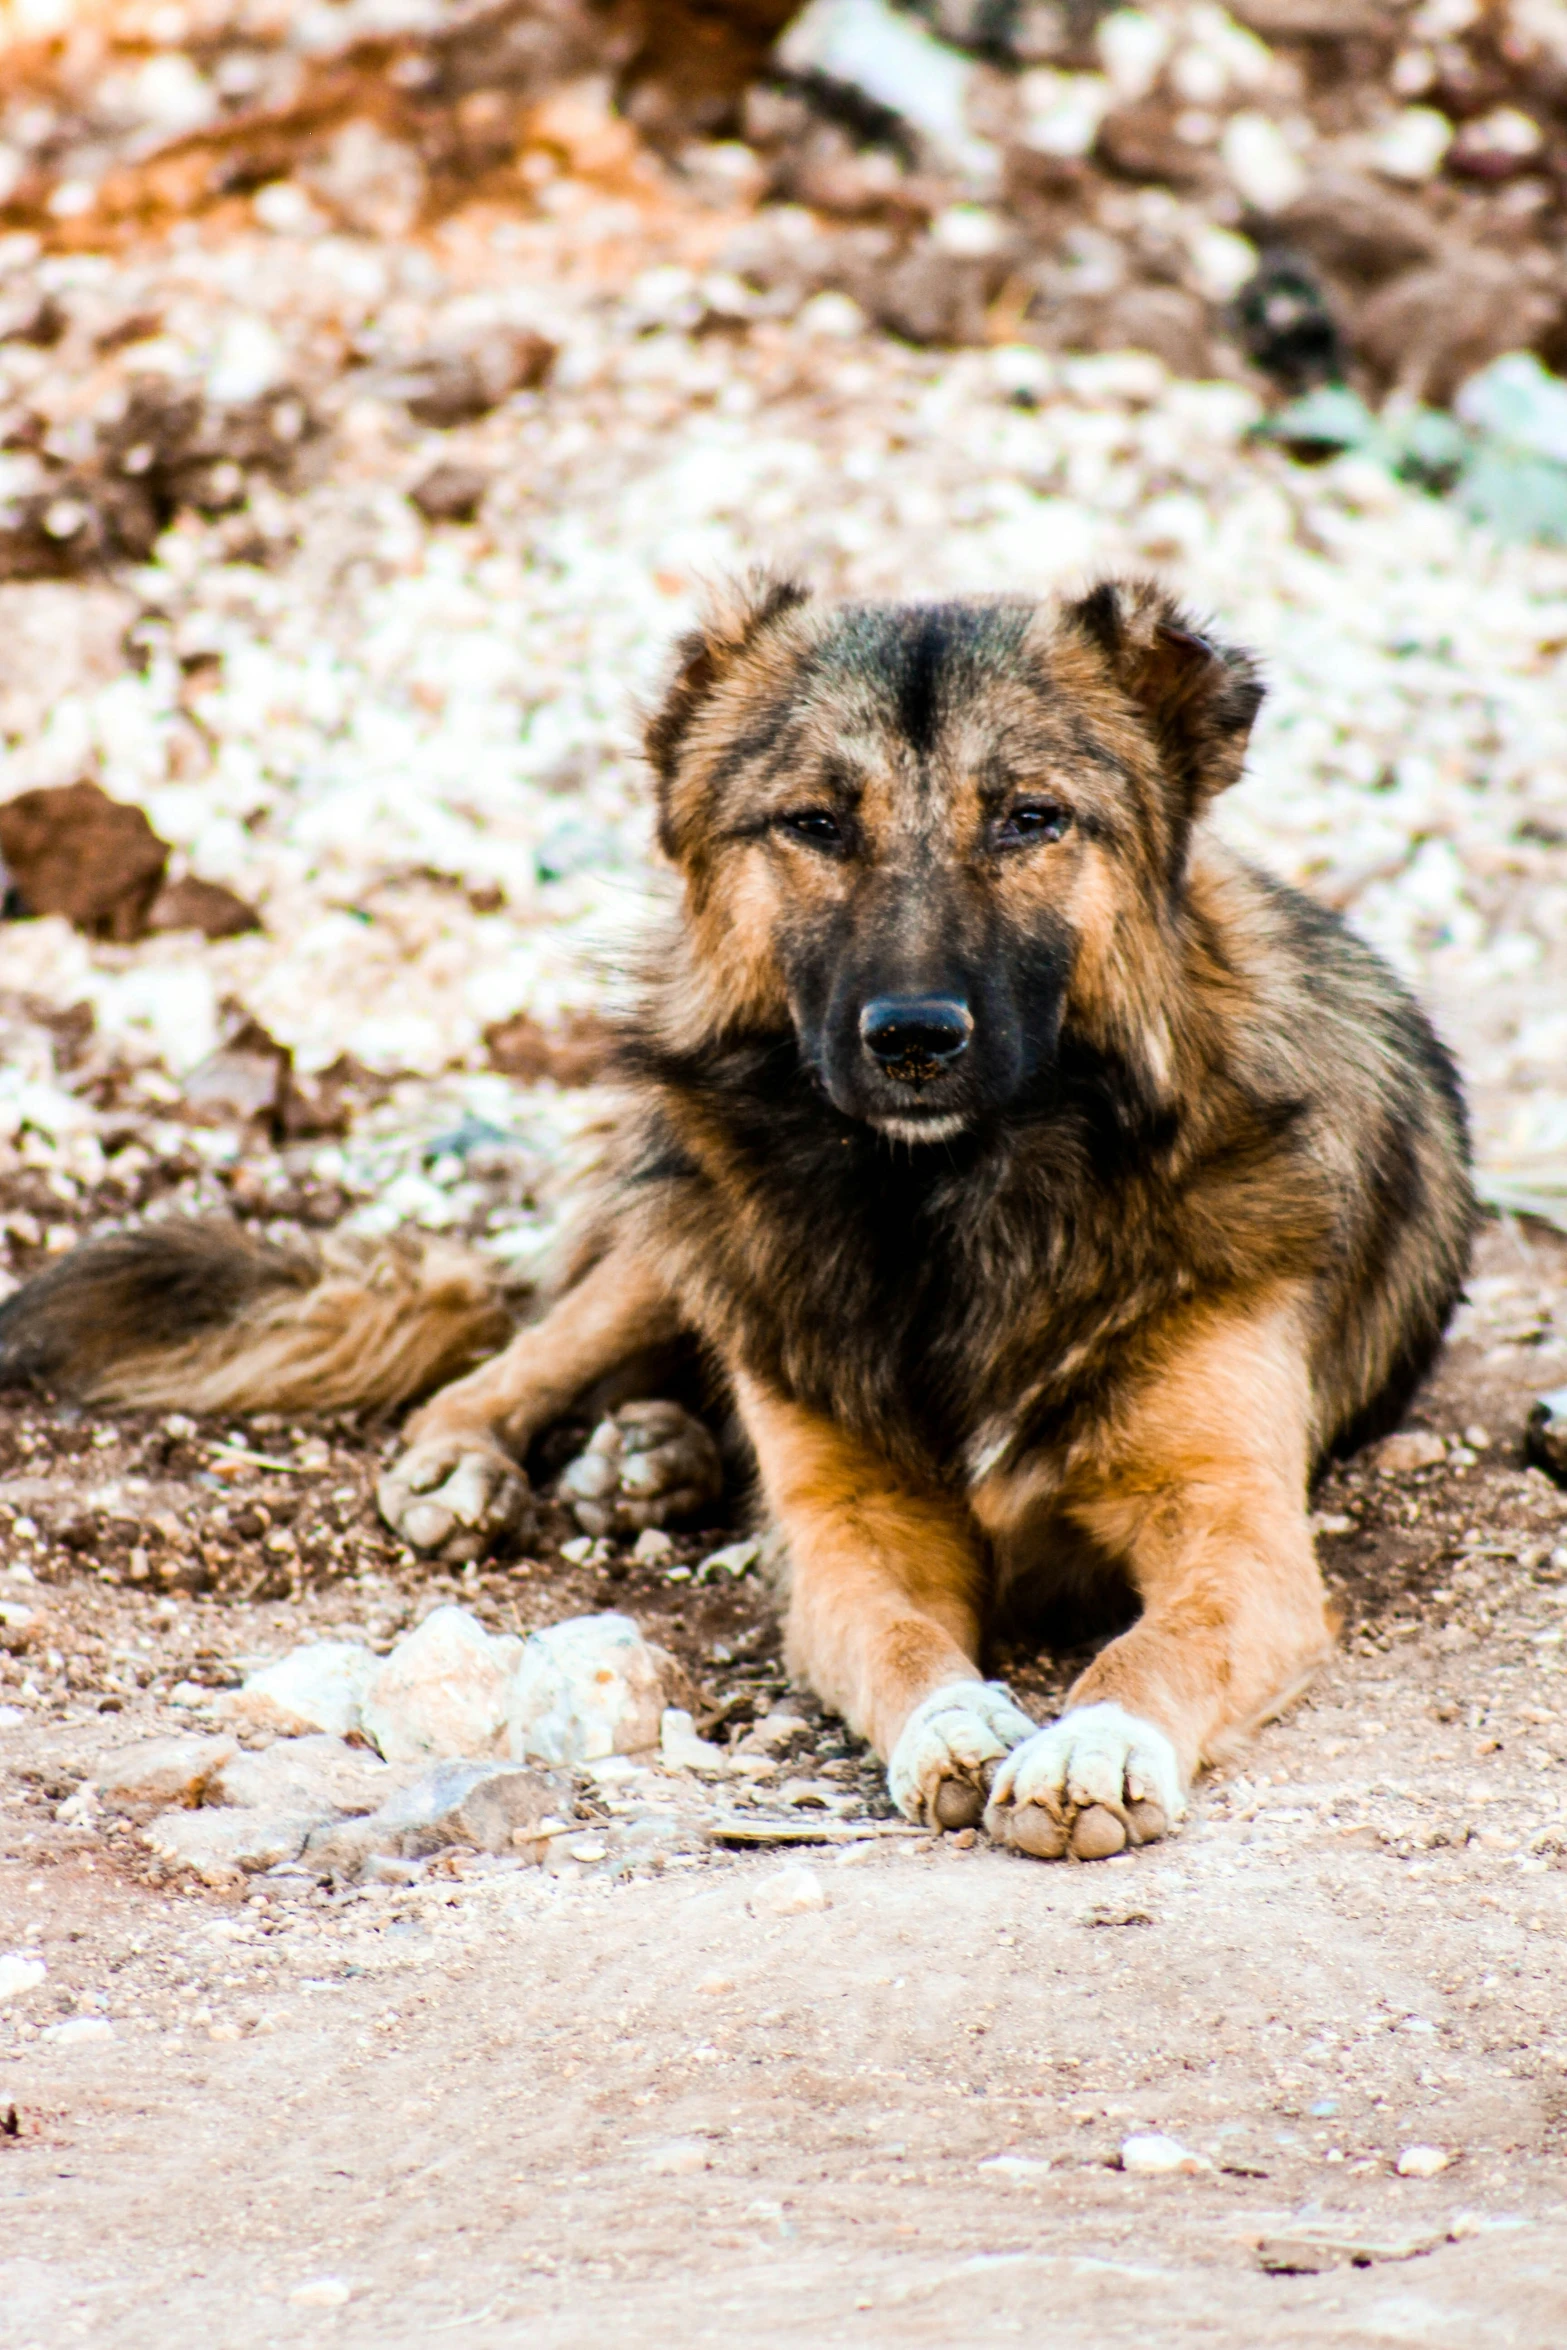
3;1218;1567;2345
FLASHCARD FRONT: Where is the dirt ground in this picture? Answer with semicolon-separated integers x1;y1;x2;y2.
2;1214;1566;2348
2;12;1567;2335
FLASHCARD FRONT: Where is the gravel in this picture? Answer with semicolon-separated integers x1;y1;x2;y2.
0;212;1561;1270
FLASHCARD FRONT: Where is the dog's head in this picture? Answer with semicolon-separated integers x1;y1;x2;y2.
643;573;1263;1143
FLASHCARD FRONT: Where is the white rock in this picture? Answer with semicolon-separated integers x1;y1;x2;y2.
44;2016;114;2047
1097;8;1170;102
362;1606;511;1764
631;1527;674;1564
1220;112;1306;213
738;1711;811;1757
978;2153;1055;2184
252;180;328;237
1018;68;1112;160
1370;1429;1447;1476
143;1806;318;1883
1187;225;1260;305
930;204;1007;258
505;1612;673;1766
304;1760;564;1873
1396;2144;1451;2178
797;291;867;341
226;1642;378;1739
776;0;996;183
210;1734;397;1818
646;2139;708;2175
1119;2132;1212;2176
94;1733;236;1813
0;1954;45;2002
748;1863;829;1918
659;1707;727;1774
1374;106;1453;182
206;316;287;405
700;1539;760;1580
288;2278;352;2308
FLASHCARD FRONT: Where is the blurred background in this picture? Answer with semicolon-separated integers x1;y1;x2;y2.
0;0;1562;1293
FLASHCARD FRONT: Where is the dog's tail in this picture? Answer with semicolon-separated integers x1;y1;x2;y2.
0;1219;514;1416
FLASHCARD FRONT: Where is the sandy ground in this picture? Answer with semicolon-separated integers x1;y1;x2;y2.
2;1216;1567;2348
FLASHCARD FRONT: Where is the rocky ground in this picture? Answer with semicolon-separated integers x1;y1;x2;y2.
3;3;1567;2340
4;1221;1567;2346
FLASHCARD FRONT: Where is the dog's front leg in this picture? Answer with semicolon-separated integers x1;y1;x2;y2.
378;1240;684;1563
982;1293;1334;1862
735;1374;1035;1830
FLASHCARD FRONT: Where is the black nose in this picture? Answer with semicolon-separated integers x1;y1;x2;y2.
859;996;973;1079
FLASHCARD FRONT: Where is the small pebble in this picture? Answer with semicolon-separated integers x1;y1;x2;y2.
647;2139;707;2176
659;1707;726;1773
1119;2131;1211;2175
1396;2144;1451;2178
748;1863;829;1917
1370;1430;1447;1476
0;1955;46;2002
700;1539;760;1579
45;2016;114;2047
288;2277;352;2307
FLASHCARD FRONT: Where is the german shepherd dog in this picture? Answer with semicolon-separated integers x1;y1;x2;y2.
0;575;1475;1861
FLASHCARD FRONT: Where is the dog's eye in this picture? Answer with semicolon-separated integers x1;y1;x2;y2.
995;802;1072;848
778;808;846;848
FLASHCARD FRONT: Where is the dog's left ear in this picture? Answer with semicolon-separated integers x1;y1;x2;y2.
646;571;812;856
1064;578;1263;807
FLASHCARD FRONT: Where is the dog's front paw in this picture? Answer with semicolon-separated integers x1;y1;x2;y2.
377;1437;532;1564
984;1701;1186;1862
555;1401;723;1536
887;1681;1038;1830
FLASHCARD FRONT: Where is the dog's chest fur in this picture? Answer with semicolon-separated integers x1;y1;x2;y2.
630;1036;1204;1485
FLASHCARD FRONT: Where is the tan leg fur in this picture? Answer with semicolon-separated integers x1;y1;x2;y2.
733;1373;1036;1830
735;1372;985;1743
977;1289;1335;1858
1062;1292;1333;1769
404;1240;681;1455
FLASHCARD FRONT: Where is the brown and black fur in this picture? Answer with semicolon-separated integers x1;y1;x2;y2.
0;574;1476;1854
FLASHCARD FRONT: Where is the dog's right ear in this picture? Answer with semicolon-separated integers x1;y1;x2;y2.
645;571;811;856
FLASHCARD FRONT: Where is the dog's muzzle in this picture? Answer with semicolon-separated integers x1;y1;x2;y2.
859;996;973;1087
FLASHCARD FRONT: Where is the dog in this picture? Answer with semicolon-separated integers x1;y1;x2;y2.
0;575;1476;1860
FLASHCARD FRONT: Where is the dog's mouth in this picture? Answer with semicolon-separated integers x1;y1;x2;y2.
871;1109;971;1145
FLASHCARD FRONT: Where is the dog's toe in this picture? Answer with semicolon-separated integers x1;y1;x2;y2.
556;1402;722;1536
932;1778;985;1829
1005;1801;1070;1859
985;1702;1186;1863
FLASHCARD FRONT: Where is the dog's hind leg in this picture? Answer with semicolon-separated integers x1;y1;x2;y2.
378;1240;684;1564
735;1374;1036;1830
982;1290;1334;1862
